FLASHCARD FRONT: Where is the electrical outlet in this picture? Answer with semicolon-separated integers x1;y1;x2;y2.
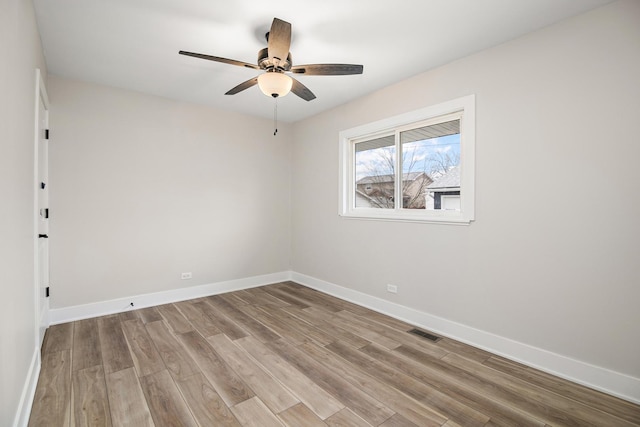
387;284;398;294
181;272;192;280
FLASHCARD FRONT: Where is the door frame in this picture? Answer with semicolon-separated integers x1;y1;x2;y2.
33;69;50;349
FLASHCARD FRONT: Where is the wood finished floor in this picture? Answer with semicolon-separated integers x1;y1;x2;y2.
29;282;640;427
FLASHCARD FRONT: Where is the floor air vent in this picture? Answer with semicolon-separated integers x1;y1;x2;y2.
408;328;442;342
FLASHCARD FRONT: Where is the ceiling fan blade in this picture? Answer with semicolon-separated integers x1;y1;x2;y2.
225;77;259;95
290;77;316;101
267;18;291;67
179;50;259;70
290;64;364;75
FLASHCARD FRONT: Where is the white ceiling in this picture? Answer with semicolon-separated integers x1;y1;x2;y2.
33;0;614;123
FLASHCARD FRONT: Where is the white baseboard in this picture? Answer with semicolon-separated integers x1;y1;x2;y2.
291;272;640;405
49;271;292;324
13;347;40;427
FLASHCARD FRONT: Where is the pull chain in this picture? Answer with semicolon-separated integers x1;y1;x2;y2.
273;96;278;136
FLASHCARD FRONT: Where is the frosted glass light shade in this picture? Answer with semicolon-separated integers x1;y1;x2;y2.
258;72;293;98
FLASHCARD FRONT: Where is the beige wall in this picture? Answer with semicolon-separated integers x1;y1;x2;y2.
0;0;47;423
48;76;292;307
291;0;640;379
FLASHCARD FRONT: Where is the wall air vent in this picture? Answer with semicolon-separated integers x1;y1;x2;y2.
408;328;441;342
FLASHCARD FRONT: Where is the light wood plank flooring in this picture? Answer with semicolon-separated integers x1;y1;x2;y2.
30;282;640;426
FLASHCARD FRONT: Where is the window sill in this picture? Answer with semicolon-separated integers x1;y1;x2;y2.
339;210;473;225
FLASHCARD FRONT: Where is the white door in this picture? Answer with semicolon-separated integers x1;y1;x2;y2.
35;71;50;348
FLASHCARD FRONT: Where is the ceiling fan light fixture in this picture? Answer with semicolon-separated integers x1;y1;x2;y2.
258;72;292;98
180;17;362;101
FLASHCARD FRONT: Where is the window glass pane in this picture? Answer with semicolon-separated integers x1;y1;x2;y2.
400;119;461;210
355;135;395;209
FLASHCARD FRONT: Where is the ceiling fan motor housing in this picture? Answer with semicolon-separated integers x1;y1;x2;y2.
258;48;292;72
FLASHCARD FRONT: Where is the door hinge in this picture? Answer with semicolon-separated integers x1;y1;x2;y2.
38;234;48;239
44;208;49;219
45;129;50;140
40;182;46;189
45;287;50;298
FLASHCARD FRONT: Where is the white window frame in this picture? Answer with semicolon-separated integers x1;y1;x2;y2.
339;94;475;224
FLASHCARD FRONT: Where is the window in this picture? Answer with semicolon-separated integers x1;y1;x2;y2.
339;95;475;224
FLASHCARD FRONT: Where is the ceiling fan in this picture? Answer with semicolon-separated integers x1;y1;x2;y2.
179;18;364;101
